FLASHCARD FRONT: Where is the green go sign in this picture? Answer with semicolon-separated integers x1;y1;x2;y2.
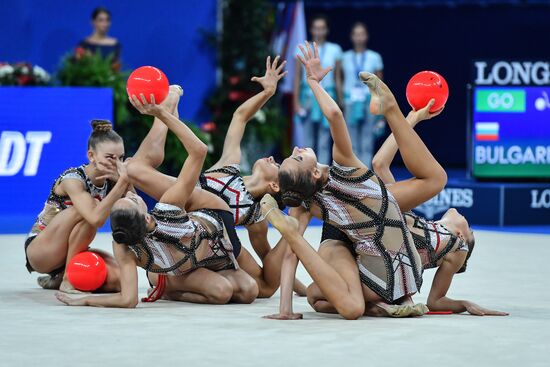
475;89;526;112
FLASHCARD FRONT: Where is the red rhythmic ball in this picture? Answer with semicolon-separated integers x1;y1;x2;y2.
406;71;449;113
66;251;107;291
126;66;169;104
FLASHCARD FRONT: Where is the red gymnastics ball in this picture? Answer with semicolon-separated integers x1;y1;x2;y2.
127;66;169;104
406;71;449;113
66;251;107;291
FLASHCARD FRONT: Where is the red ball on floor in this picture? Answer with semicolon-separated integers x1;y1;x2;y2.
66;251;107;291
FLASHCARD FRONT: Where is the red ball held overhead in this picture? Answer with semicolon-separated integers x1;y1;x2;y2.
126;66;169;104
406;71;449;113
66;251;108;291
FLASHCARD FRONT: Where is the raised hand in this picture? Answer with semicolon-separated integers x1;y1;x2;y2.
129;93;165;117
463;301;509;316
407;99;445;126
96;159;119;182
251;55;287;94
297;41;332;83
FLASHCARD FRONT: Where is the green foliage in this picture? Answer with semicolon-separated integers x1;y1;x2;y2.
207;0;286;170
56;50;212;175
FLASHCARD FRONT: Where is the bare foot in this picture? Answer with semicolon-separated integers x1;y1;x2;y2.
37;273;63;290
263;313;303;320
260;194;298;233
161;85;183;110
59;279;89;294
359;71;397;115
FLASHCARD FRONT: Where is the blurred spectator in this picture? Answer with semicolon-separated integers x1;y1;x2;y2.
78;7;121;65
342;22;384;165
293;14;343;164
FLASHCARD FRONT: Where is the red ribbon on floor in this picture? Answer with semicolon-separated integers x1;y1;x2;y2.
141;274;167;303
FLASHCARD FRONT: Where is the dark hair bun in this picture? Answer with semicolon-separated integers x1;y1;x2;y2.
271;191;286;210
282;191;304;207
110;209;147;245
112;230;130;244
91;119;113;133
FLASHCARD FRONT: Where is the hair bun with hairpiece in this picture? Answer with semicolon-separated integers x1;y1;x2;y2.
281;190;304;207
91;119;113;133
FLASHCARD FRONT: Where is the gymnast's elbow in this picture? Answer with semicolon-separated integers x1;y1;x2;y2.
121;296;139;309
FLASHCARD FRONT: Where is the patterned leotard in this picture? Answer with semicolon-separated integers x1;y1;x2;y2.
199;164;263;226
404;212;470;271
309;162;423;302
129;203;238;276
25;165;113;272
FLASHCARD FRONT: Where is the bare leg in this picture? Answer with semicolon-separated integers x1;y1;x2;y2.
217;268;259;304
261;195;365;320
302;243;422;317
148;267;257;304
307;282;338;314
360;72;447;212
27;208;89;273
148;269;234;304
133;85;182;167
58;218;99;293
237;238;306;298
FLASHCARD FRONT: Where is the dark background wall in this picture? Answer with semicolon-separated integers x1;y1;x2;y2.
2;1;549;168
304;1;550;167
0;0;217;123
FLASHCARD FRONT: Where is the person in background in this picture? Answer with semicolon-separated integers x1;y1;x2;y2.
341;22;384;166
78;7;121;65
293;14;343;165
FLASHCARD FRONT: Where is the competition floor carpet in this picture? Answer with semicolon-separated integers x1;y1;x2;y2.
1;227;549;367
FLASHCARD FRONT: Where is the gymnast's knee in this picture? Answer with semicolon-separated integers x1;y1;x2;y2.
338;300;365;320
205;279;234;304
232;276;259;304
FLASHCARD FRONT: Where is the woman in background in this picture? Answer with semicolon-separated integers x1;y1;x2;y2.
342;22;384;166
293;14;343;165
78;7;121;65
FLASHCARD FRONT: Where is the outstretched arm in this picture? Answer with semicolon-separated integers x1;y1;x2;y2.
427;251;508;316
212;56;287;168
56;241;139;308
130;94;207;209
372;100;443;184
265;206;311;320
297;42;362;168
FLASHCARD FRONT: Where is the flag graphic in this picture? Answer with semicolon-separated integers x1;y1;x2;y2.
271;1;306;93
475;122;499;141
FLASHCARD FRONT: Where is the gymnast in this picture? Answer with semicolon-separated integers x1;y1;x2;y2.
25;120;128;294
56;88;258;307
261;41;446;319
369;99;508;316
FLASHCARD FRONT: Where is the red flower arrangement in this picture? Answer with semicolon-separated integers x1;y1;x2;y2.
0;62;51;86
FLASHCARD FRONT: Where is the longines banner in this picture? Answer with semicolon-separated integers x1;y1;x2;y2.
413;182;550;225
0;87;113;234
471;60;550;179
